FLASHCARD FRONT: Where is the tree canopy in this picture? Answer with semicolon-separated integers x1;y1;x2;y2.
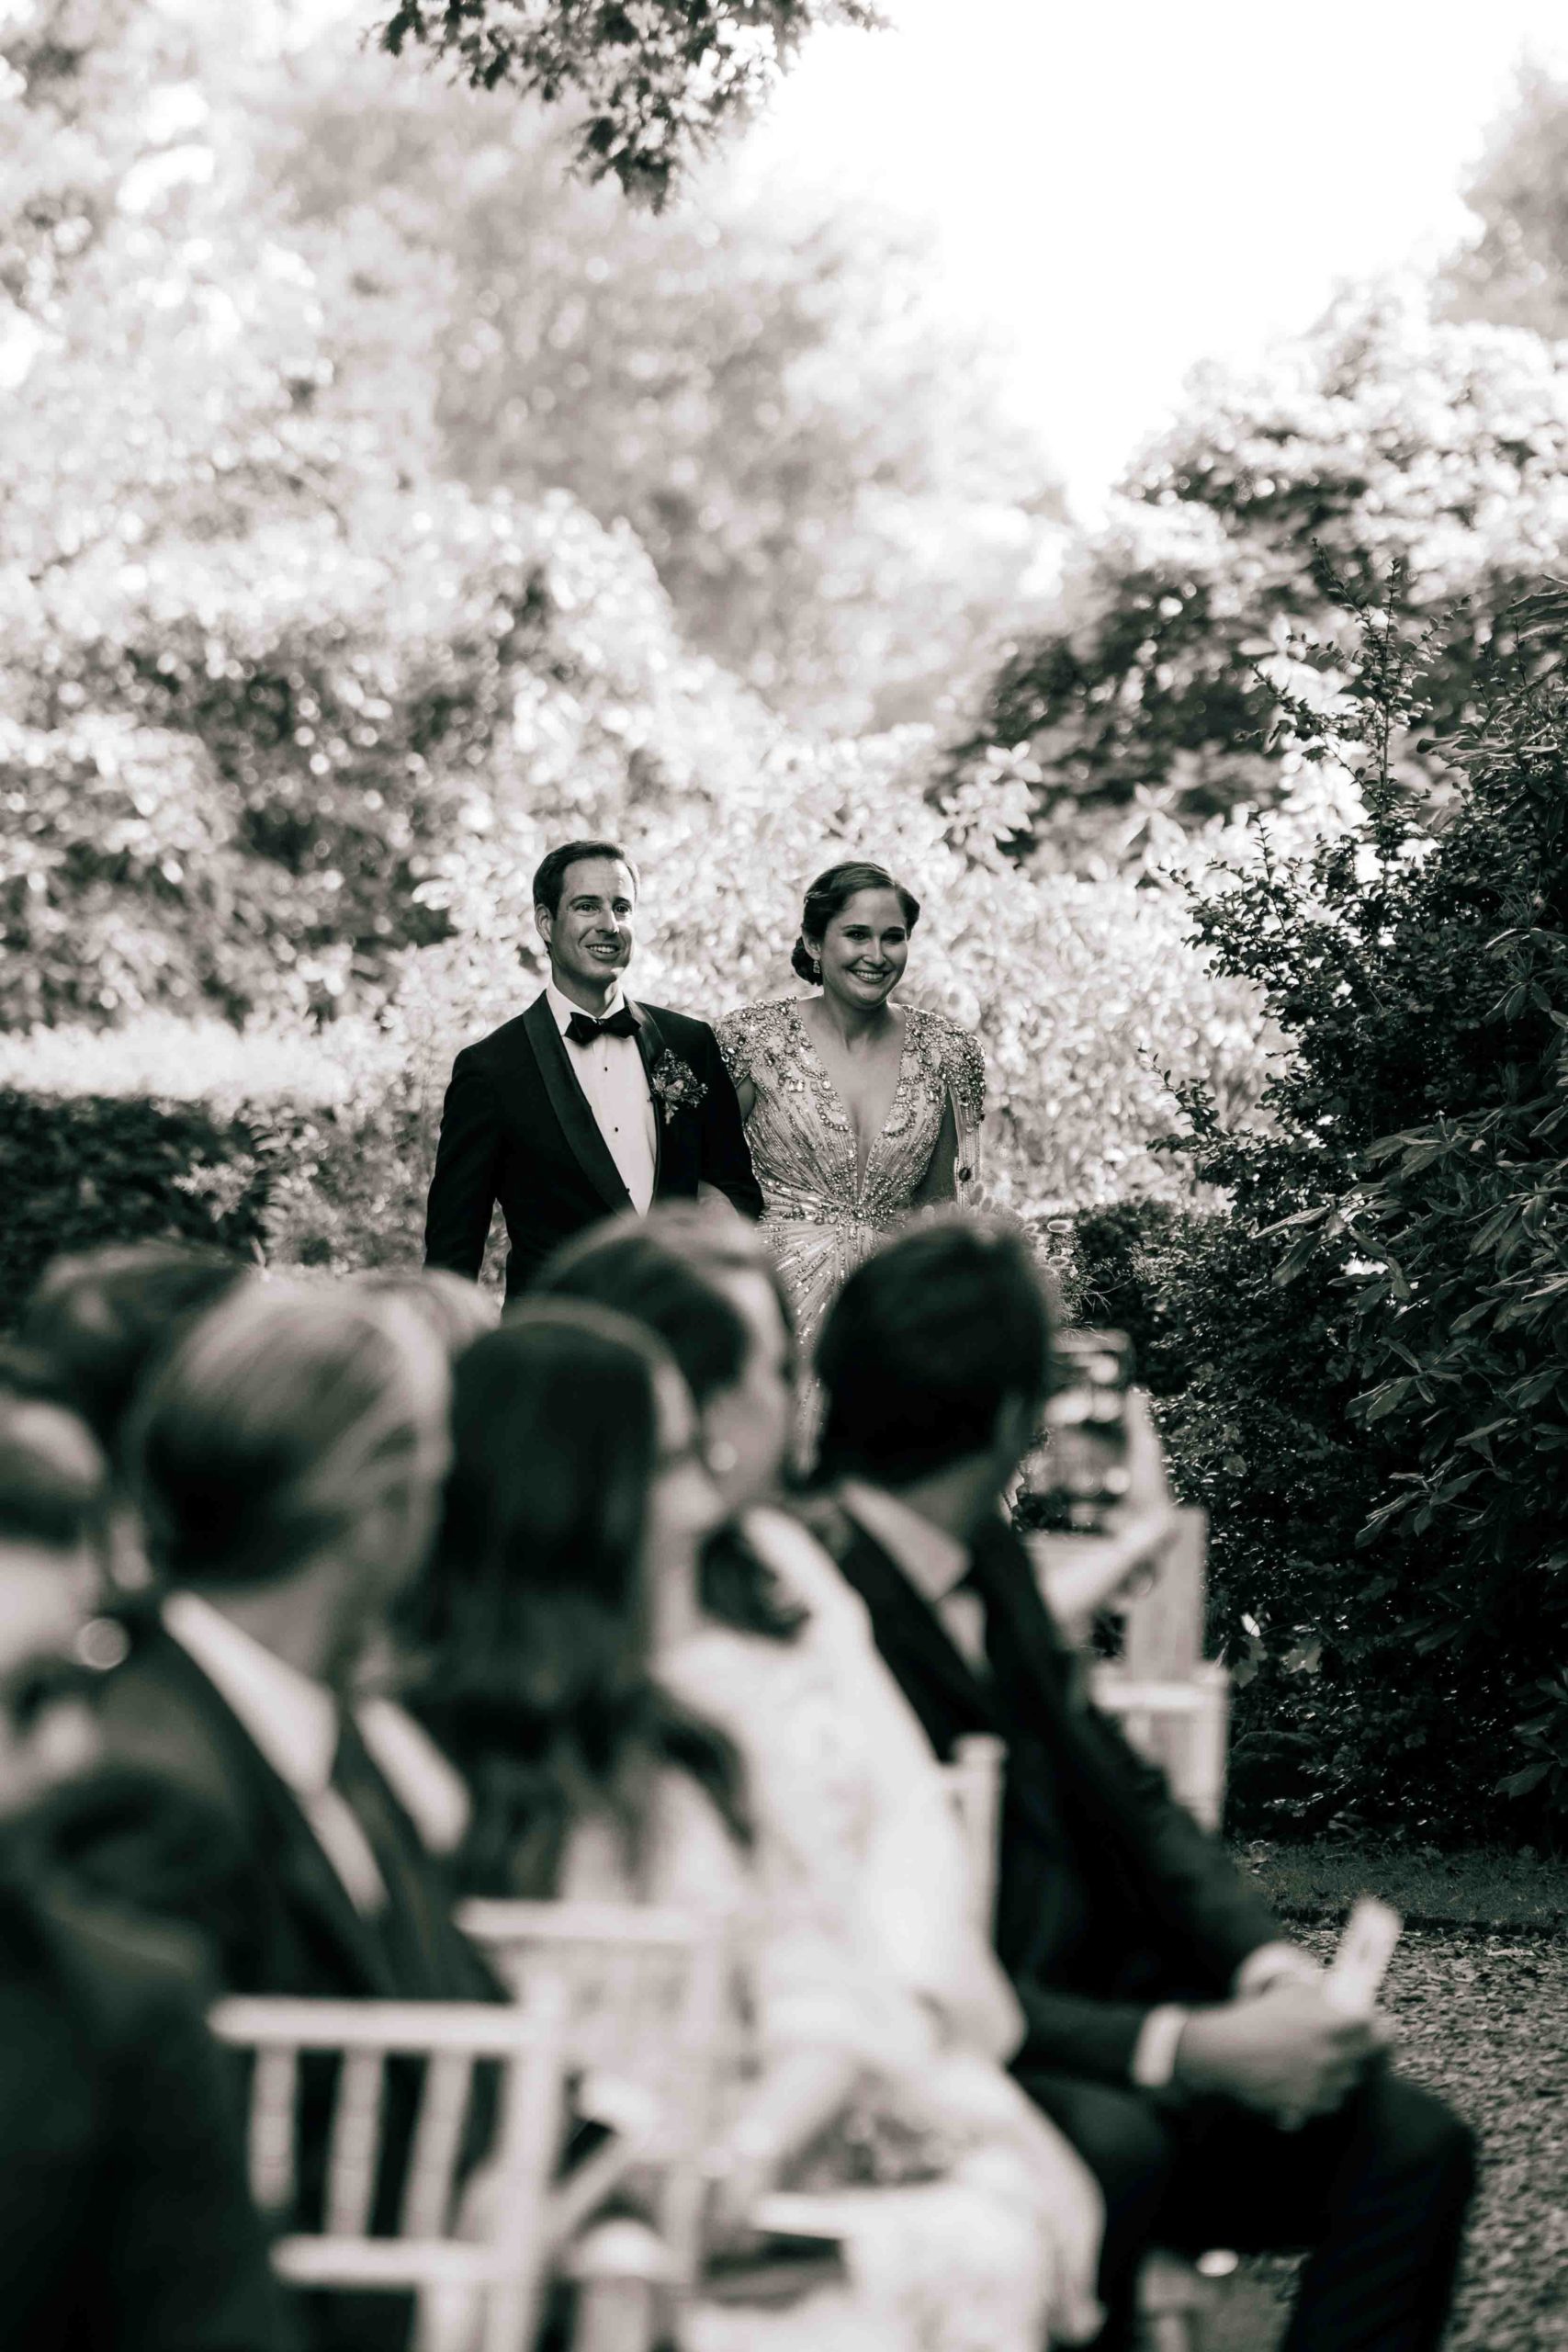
952;285;1568;872
253;30;1056;732
374;0;884;209
1443;62;1568;338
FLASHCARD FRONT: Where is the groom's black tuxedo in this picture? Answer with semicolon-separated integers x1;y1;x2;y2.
423;991;762;1298
814;1501;1475;2351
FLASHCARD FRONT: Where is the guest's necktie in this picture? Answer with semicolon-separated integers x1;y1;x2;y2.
330;1707;446;1996
565;1006;638;1045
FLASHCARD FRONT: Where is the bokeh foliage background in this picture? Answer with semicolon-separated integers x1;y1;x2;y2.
7;0;1568;1838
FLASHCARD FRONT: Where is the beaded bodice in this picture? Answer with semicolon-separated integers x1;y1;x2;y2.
716;1000;985;1229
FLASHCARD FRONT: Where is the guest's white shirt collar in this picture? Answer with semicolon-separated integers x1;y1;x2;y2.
545;978;634;1035
839;1480;971;1609
161;1590;469;1859
164;1589;336;1801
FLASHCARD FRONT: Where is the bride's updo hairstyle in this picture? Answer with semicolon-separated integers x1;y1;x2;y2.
792;861;921;986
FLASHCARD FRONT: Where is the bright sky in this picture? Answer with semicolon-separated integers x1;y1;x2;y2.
759;0;1568;517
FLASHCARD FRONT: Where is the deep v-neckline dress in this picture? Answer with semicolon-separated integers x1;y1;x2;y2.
716;999;986;1342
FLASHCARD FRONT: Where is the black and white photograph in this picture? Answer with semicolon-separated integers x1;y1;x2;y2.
1;1;1565;2346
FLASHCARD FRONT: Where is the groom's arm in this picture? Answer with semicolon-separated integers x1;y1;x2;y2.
695;1026;763;1220
423;1047;502;1281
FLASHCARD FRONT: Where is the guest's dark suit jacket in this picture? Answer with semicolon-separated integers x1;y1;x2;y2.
58;1621;499;2352
67;1621;493;2007
423;992;763;1298
0;1868;294;2352
812;1503;1280;2087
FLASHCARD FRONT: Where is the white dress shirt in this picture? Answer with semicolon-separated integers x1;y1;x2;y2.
546;979;658;1215
840;1479;987;1669
163;1592;470;1917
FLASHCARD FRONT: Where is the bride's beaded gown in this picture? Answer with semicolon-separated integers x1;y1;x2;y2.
716;1001;986;1342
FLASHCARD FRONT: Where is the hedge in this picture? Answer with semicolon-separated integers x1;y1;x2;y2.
0;1021;443;1332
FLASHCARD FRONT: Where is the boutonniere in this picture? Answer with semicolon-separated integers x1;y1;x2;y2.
649;1050;707;1125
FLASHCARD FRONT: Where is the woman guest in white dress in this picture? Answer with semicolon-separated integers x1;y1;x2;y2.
717;863;985;1345
401;1296;1104;2352
535;1207;1024;2059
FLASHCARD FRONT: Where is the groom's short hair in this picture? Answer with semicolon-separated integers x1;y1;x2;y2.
816;1216;1053;1487
533;840;639;918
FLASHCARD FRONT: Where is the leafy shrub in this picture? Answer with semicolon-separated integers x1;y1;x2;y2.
0;1091;269;1334
1095;583;1568;1843
0;1022;440;1333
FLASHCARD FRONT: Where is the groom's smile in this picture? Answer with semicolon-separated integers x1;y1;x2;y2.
536;852;639;1012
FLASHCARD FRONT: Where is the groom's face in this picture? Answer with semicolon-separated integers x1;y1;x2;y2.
536;856;638;999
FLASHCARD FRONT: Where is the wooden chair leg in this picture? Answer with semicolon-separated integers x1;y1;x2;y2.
572;2276;662;2352
567;2220;671;2352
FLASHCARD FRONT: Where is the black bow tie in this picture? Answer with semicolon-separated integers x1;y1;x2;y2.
566;1005;638;1046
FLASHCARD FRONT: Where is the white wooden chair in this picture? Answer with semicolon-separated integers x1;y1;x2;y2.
944;1729;1009;1927
457;1899;734;2352
1091;1508;1231;1834
1071;1507;1238;2351
209;1991;569;2352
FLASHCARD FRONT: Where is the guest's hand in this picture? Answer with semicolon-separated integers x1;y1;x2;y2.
1174;1982;1391;2126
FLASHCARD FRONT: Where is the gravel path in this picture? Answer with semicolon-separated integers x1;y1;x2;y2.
1204;1924;1568;2349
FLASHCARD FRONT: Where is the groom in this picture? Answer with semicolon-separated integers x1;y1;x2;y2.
423;839;762;1300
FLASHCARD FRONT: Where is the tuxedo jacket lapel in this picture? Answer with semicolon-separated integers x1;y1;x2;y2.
522;993;633;1216
830;1514;1005;1740
627;998;666;1197
832;1511;1079;1862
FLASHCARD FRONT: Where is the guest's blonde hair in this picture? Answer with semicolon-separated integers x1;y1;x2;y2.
352;1268;497;1359
130;1281;451;1589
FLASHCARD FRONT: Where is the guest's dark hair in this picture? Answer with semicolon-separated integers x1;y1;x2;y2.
20;1244;247;1478
130;1284;449;1591
791;861;921;986
401;1304;748;1897
530;1214;803;1639
0;1399;105;1553
533;839;639;919
815;1216;1053;1487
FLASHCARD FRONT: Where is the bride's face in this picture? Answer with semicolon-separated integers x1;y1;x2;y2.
814;888;911;1012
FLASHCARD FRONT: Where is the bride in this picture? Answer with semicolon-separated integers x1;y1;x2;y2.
717;863;984;1342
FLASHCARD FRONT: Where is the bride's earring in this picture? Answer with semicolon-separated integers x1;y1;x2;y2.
811;956;821;980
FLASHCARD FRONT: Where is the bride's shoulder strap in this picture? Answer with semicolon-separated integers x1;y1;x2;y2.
913;1008;986;1126
715;998;791;1084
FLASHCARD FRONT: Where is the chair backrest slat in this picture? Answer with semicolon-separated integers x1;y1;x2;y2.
249;2044;299;2215
326;2048;386;2240
943;1731;1006;1928
400;2051;474;2242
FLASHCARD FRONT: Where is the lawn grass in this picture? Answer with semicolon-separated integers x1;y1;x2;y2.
1235;1837;1568;1936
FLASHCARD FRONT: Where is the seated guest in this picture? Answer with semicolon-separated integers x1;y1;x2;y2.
73;1279;488;2003
810;1216;1476;2352
19;1241;248;1590
0;1396;293;2352
534;1206;1018;2055
402;1303;1105;2352
57;1282;502;2352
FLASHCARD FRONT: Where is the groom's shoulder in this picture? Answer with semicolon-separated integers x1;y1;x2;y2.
637;1001;718;1050
454;998;546;1069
